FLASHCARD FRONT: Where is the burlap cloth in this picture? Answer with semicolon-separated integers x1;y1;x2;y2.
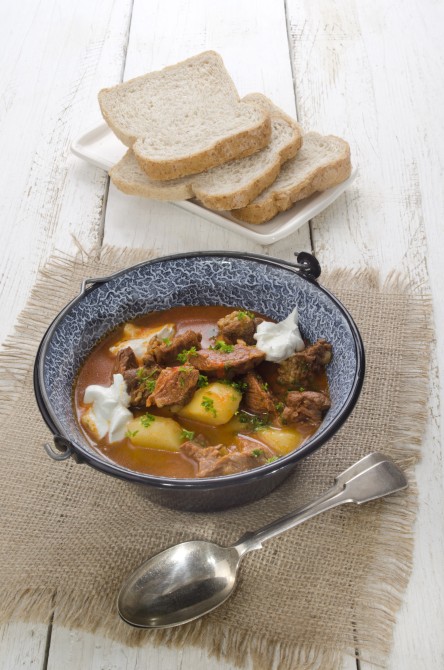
0;247;432;670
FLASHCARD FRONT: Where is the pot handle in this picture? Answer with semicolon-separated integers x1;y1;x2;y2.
285;252;321;280
80;274;118;295
44;435;75;461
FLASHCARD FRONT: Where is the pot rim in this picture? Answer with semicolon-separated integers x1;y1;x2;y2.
34;250;365;489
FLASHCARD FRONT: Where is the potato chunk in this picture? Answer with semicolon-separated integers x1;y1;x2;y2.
126;415;183;451
257;426;304;455
178;382;242;426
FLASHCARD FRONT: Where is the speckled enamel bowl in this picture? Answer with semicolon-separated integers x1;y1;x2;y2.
34;251;365;511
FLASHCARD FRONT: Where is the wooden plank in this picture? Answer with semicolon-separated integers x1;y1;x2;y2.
46;626;247;670
0;0;133;666
0;621;48;670
102;0;311;259
47;1;357;668
46;627;359;670
286;1;444;668
46;0;308;668
0;0;132;345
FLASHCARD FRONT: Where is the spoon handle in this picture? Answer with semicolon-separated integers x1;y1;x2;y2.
233;452;407;556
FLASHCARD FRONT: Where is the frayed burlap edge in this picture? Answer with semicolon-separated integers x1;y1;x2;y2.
0;245;153;423
0;246;433;670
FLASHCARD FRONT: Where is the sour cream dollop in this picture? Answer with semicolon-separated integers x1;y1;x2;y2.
82;373;132;443
109;324;175;363
254;307;305;363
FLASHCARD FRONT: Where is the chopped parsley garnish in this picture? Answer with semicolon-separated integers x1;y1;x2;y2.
180;428;195;442
136;367;158;390
236;310;255;320
201;396;217;417
125;429;139;439
161;337;172;347
144;379;156;393
251;448;263;458
299;387;305;392
177;366;193;387
238;411;270;431
209;340;234;353
266;456;279;464
234;380;248;393
177;346;198;363
197;374;209;388
221;379;247;394
275;401;285;413
140;413;156;428
261;382;269;391
134;368;157;393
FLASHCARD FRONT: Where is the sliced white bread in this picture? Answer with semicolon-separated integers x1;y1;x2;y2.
109;94;302;210
99;51;271;181
230;133;352;224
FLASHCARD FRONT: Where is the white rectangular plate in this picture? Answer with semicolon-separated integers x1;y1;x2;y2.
71;124;357;245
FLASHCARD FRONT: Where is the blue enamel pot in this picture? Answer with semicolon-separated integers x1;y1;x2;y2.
34;251;365;511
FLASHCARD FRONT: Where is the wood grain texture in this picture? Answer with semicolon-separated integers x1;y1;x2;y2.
286;1;444;668
0;0;133;345
0;622;48;670
0;0;133;664
46;626;251;670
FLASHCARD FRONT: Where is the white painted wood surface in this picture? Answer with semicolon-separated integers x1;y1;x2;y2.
0;0;133;345
286;3;444;668
0;0;442;668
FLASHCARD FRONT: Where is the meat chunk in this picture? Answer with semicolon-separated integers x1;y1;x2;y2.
147;365;199;408
190;344;265;379
150;330;202;367
181;438;274;478
217;310;262;345
282;391;331;426
180;442;228;473
243;372;277;417
184;434;208;448
277;339;332;389
123;364;161;408
113;346;138;374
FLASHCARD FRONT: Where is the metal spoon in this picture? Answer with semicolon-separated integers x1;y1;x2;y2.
118;452;407;629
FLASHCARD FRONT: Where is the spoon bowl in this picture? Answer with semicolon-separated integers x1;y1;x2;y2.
118;541;241;628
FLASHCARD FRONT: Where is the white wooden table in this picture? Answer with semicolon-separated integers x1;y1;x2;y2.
1;1;443;668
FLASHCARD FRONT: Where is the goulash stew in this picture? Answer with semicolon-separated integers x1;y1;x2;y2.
74;306;332;478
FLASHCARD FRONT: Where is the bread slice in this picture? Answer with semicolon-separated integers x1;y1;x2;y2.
99;51;272;181
231;133;352;224
109;94;302;210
